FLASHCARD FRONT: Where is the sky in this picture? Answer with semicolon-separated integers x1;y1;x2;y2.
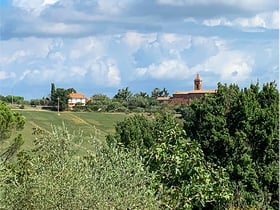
0;0;279;99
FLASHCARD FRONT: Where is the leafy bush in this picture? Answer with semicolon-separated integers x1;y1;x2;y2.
108;113;233;209
0;125;159;210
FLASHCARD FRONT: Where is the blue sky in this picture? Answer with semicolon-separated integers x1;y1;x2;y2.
0;0;278;99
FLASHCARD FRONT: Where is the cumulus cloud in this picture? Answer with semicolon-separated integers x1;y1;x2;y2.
87;58;121;86
0;0;277;98
203;10;279;29
12;0;59;15
123;32;157;50
193;50;254;82
136;59;191;79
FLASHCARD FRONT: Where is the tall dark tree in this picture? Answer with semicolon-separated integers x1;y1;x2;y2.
53;88;69;111
181;82;279;209
50;83;56;102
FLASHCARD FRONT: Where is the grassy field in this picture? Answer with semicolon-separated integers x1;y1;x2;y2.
12;109;127;150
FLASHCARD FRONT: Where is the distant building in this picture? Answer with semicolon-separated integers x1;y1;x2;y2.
157;74;216;105
68;92;87;109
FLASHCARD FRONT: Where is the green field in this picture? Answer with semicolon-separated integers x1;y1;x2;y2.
13;110;127;150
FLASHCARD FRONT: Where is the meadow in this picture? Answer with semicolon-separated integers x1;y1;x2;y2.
14;109;127;150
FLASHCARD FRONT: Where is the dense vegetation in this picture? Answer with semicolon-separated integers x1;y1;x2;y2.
181;82;279;209
1;126;159;209
108;81;279;209
0;81;279;209
0;101;25;162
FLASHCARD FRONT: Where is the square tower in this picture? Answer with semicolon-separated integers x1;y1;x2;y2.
194;74;202;90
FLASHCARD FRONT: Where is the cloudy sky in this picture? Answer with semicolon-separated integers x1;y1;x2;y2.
0;0;278;99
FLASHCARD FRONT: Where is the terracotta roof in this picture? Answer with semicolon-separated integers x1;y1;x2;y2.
69;93;86;98
173;89;216;95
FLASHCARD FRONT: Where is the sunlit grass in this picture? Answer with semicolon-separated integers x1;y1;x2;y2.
13;110;127;150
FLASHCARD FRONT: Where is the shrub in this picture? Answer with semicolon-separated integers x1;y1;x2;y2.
0;126;159;209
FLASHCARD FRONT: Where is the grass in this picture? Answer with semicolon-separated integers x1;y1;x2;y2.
13;109;127;150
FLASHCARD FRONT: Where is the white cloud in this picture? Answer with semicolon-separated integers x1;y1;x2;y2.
0;71;16;80
48;52;65;62
38;22;86;34
0;37;57;61
107;63;121;86
193;50;254;82
136;59;191;79
19;70;31;80
12;0;59;15
70;66;87;77
96;1;129;16
87;58;121;87
203;18;232;27
123;32;157;50
69;37;104;59
2;50;31;64
203;11;279;29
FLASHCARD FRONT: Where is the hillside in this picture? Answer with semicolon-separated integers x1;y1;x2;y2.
13;110;127;150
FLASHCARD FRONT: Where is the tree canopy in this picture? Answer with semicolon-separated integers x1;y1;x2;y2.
181;82;279;209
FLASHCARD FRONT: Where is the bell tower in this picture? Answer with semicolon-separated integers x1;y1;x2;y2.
194;73;202;90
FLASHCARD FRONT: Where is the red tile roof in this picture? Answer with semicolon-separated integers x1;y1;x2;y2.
173;89;216;95
69;93;85;99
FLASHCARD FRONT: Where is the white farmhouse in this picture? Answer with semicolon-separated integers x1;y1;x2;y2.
68;92;86;109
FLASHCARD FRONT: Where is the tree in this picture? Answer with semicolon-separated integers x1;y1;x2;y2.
114;87;132;102
181;82;279;209
0;102;24;141
86;94;112;111
50;83;56;102
107;113;232;209
128;93;150;110
5;95;24;105
0;101;25;162
53;88;69;111
66;88;76;95
151;88;169;98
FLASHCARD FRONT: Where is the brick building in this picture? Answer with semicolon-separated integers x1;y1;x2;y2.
158;74;216;105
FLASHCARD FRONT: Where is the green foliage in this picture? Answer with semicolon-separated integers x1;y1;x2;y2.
0;126;159;209
0;101;25;141
108;113;233;209
151;87;169;97
114;87;132;102
53;88;69;111
0;101;25;162
50;83;76;111
4;95;24;105
181;82;279;209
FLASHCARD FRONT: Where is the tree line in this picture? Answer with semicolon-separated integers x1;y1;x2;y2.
0;81;278;209
28;83;170;112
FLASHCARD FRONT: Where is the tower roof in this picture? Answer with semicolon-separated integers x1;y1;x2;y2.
195;73;201;81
